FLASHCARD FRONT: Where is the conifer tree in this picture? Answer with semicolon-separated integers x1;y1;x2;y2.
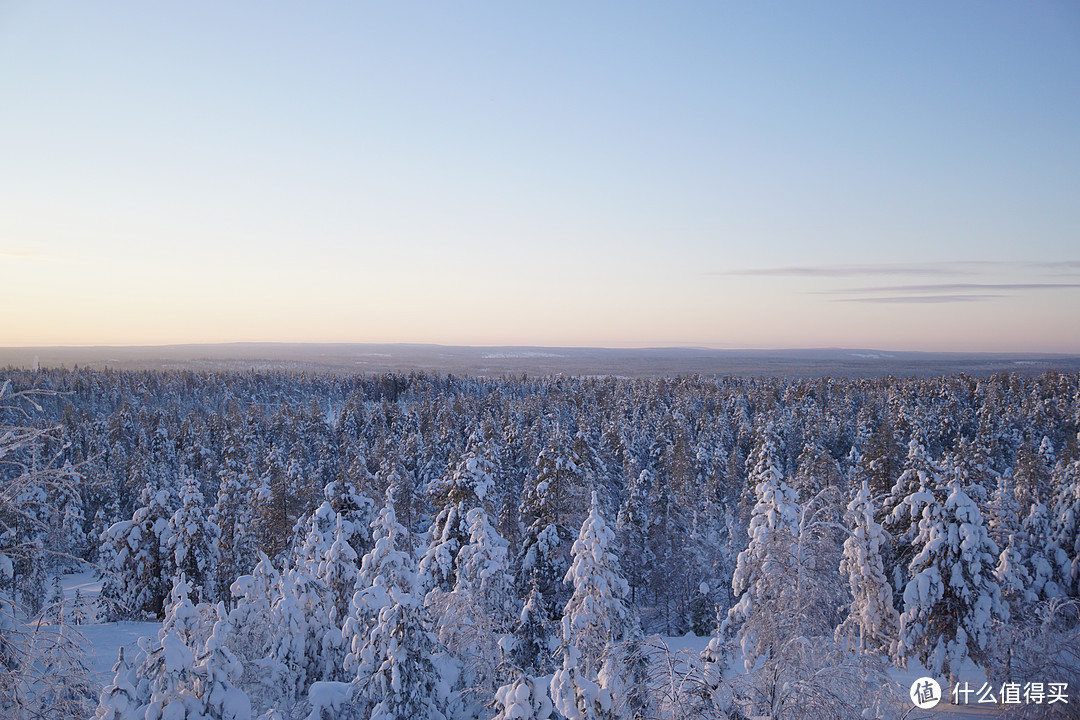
93;648;139;720
550;491;632;720
101;484;174;619
168;474;217;603
518;425;586;624
896;481;1008;685
211;422;256;602
316;515;361;682
226;553;281;683
344;491;446;720
139;575;202;720
512;582;557;675
493;674;553;720
721;423;802;670
836;481;899;655
615;468;654;606
194;603;252;720
269;567;325;703
1051;456;1080;596
560;491;632;673
419;429;497;594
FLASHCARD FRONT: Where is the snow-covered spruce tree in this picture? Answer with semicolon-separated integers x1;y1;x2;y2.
211;423;259;604
644;466;691;634
550;491;632;720
512;581;558;675
295;477;376;579
615;467;654;608
252;443;293;563
896;480;1008;686
1022;500;1064;601
73;587;94;625
343;490;446;720
429;504;515;712
194;602;252;720
517;424;587;628
168;474;217;603
419;429;497;595
1052;456;1080;597
226;552;281;709
881;432;944;591
854;414;903;499
992;474;1065;615
720;422;801;671
138;574;203;720
454;505;515;625
101;482;175;620
315;514;361;682
1013;438;1053;510
268;566;326;705
493;674;553;720
93;648;139;720
835;481;899;656
560;491;632;673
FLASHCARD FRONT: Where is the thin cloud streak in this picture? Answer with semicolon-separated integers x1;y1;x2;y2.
714;260;1080;278
717;263;973;277
834;294;1002;304
818;283;1080;294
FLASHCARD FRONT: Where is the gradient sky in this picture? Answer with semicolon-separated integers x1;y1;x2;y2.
2;2;1079;352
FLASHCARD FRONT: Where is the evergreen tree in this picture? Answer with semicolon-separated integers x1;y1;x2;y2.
226;553;281;689
560;491;633;674
512;582;557;675
93;648;139;720
344;491;446;720
1051;457;1080;596
419;430;498;594
551;491;633;720
896;481;1008;685
835;481;899;655
139;575;203;720
429;505;515;715
721;423;802;670
316;515;361;682
268;567;325;703
211;423;257;603
194;603;252;720
493;674;553;720
168;474;217;603
518;425;587;625
101;485;174;619
615;468;654;606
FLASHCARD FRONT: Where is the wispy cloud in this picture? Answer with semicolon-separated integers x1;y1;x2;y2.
818;282;1080;295
714;260;1080;278
716;263;973;277
834;294;1002;304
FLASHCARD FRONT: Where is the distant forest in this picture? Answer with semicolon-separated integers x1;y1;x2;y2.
2;367;1079;719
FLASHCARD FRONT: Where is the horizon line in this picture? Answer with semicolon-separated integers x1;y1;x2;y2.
2;340;1079;358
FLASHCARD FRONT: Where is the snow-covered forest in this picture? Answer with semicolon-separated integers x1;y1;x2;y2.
2;368;1079;719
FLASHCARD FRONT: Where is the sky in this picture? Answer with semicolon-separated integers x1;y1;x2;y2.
1;2;1079;352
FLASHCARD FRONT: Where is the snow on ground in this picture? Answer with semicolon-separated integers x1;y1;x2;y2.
62;566;158;684
80;621;160;684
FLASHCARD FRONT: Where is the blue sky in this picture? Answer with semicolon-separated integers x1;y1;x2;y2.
2;2;1078;351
